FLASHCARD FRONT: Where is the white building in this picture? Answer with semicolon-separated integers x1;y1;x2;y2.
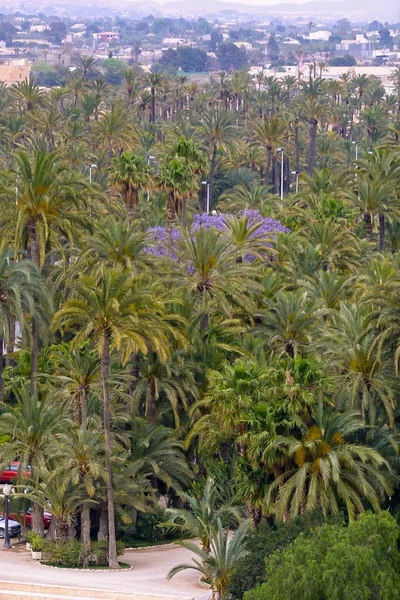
308;30;331;42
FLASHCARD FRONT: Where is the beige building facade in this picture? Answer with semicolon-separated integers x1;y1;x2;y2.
0;59;30;85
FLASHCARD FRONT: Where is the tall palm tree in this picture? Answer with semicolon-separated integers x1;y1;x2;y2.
109;151;152;224
157;156;199;229
252;115;288;187
199;108;237;205
13;150;87;395
53;267;175;566
0;248;38;401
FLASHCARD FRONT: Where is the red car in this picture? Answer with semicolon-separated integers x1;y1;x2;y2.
8;509;52;529
0;462;31;483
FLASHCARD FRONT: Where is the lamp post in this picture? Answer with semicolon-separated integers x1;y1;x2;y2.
277;148;284;200
201;181;210;214
89;164;97;184
291;170;299;194
352;140;359;161
3;484;11;549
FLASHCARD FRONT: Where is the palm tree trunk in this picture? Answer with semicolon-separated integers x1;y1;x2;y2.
56;519;69;543
28;218;39;398
308;118;318;175
6;316;15;367
82;389;88;431
273;154;279;194
32;503;44;536
379;213;385;252
81;504;91;546
295;120;300;173
148;378;156;423
101;333;119;568
264;147;272;186
209;142;217;209
98;502;108;540
128;354;139;414
364;212;373;243
166;193;175;236
151;87;156;123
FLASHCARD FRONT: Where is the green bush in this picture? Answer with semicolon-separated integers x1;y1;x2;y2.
244;512;400;600
42;539;125;567
27;532;46;551
228;512;344;600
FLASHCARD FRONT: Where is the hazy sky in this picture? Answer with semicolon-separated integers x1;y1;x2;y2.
156;0;342;4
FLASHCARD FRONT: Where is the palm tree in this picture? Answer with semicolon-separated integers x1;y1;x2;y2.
199;108;238;206
130;418;192;494
167;518;250;600
267;410;392;522
157;156;199;229
164;479;242;553
0;386;59;535
49;342;101;429
52;267;174;566
57;426;105;545
318;303;396;428
142;72;163;123
11;79;47;112
252;115;288;187
131;350;197;425
109;151;152;224
171;226;261;331
256;291;326;358
79;55;96;80
27;467;85;543
13;150;87;394
0;248;38;401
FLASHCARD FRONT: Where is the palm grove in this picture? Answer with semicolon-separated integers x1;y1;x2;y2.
0;63;400;594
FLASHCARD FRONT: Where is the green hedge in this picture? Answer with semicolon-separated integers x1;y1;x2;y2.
42;539;125;567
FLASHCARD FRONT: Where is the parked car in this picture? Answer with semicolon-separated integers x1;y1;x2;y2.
8;509;52;530
0;516;21;538
0;462;31;483
24;509;52;529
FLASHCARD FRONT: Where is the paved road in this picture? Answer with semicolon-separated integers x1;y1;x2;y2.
0;542;207;598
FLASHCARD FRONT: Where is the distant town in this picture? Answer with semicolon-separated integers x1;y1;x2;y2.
0;10;399;88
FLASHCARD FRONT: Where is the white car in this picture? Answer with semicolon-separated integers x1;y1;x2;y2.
0;516;21;538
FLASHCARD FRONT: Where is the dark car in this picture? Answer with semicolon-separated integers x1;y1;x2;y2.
0;516;21;538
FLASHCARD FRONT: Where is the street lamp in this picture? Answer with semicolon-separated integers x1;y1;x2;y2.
201;181;210;214
291;170;299;194
352;140;359;160
3;484;11;549
276;148;284;201
89;164;97;183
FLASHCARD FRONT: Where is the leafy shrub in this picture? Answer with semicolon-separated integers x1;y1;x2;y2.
228;511;344;600
28;532;45;551
134;508;169;543
42;539;125;567
244;512;400;600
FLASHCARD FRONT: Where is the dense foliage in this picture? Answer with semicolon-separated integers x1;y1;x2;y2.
244;512;400;600
0;65;400;595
